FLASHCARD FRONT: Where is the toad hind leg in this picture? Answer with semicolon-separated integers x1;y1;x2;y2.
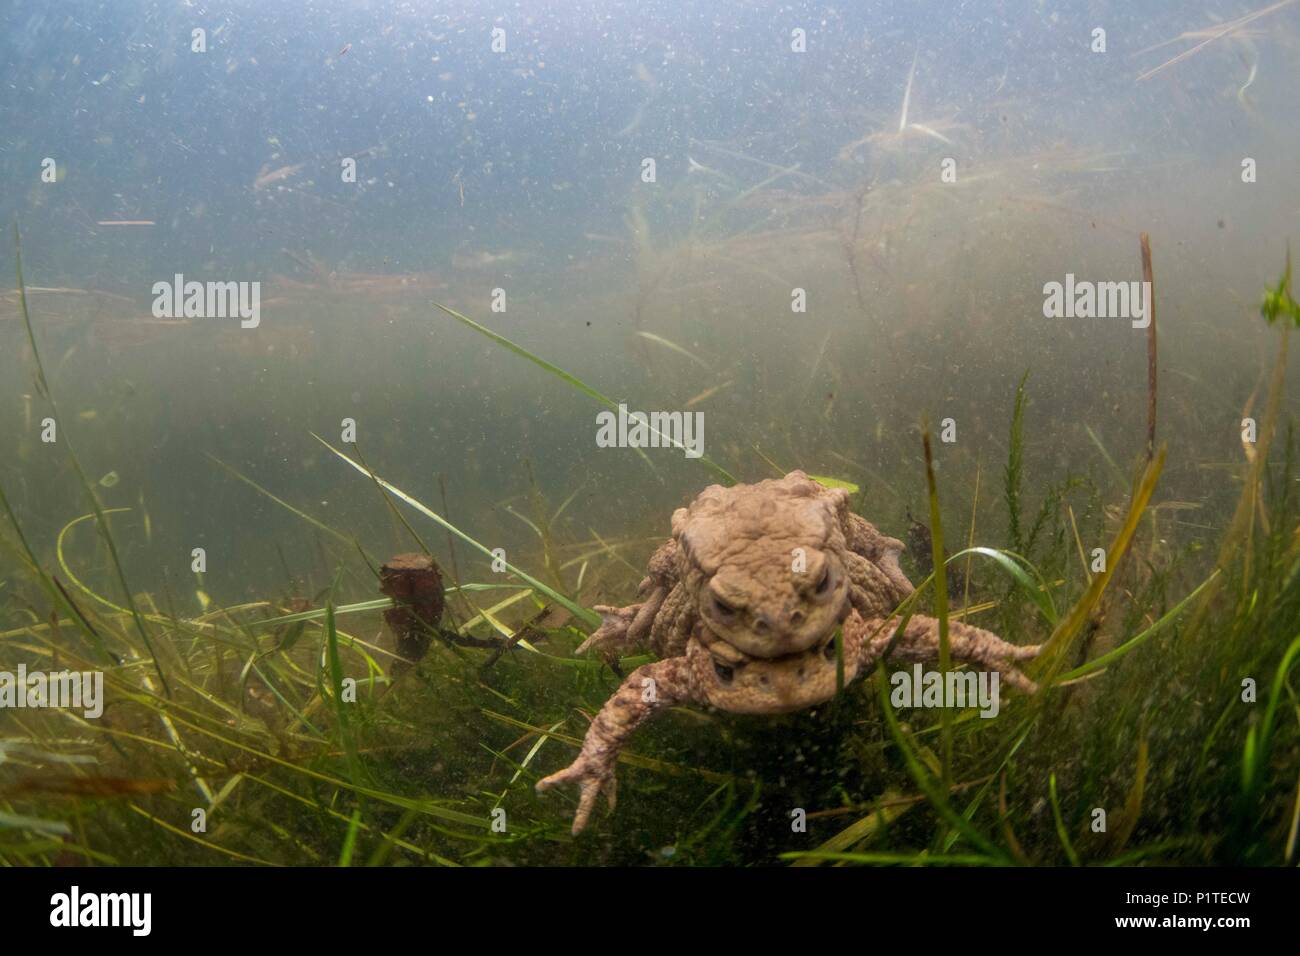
536;657;695;834
853;613;1041;692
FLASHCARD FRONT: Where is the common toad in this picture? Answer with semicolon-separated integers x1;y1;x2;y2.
536;471;1039;834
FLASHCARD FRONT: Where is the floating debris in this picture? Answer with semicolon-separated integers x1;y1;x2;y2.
634;331;711;369
1135;0;1297;82
253;162;304;190
684;380;734;407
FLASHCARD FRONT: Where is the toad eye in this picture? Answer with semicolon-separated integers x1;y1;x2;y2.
711;657;746;682
815;567;832;595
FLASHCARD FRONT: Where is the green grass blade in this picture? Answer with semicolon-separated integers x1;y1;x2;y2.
1034;447;1165;683
323;570;366;787
781;851;1000;866
1004;370;1028;552
437;303;736;484
872;667;1006;860
337;808;361;867
1057;570;1220;681
315;434;601;628
922;428;952;790
1048;773;1081;866
947;546;1058;626
12;224;169;694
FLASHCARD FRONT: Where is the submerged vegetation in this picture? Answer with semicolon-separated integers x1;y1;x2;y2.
1;220;1296;866
3;4;1299;871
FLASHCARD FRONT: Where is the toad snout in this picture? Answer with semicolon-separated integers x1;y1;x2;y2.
751;602;806;637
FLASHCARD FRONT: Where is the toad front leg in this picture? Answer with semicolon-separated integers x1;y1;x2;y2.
536;657;699;834
575;593;666;658
574;540;679;659
850;612;1041;691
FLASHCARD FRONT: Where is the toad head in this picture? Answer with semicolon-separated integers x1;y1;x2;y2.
672;472;854;659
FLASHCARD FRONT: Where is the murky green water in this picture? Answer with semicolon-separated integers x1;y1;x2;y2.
1;2;1298;869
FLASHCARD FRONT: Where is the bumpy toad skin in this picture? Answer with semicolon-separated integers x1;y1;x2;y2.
536;471;1039;834
575;470;913;661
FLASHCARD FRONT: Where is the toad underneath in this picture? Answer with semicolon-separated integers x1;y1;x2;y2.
536;470;1040;834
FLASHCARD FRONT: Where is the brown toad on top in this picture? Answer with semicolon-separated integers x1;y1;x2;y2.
536;470;1040;834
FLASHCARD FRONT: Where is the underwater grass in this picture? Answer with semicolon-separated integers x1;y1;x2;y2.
5;394;1288;868
921;427;953;789
6;423;1293;864
1004;370;1029;554
315;432;600;630
436;302;737;484
1;246;1297;867
11;226;169;695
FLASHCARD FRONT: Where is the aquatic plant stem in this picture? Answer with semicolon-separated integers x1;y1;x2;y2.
922;426;952;791
1141;232;1157;462
1187;312;1289;637
1004;371;1029;552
